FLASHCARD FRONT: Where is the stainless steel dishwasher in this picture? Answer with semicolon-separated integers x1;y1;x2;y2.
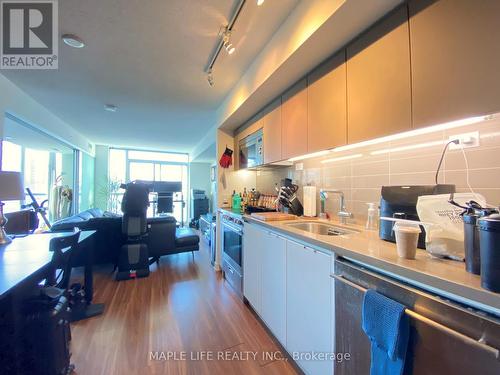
333;258;500;375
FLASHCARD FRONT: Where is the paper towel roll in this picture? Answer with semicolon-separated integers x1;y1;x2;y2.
303;186;317;217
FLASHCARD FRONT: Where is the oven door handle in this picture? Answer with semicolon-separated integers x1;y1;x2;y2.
223;222;243;235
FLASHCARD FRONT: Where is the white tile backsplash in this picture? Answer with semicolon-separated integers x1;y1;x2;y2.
256;116;500;224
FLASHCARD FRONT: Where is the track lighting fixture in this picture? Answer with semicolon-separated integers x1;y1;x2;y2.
204;0;246;88
207;69;214;87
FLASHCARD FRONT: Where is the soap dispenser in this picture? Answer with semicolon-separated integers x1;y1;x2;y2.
366;203;378;230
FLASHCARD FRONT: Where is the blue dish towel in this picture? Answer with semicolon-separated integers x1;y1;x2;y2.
362;289;410;375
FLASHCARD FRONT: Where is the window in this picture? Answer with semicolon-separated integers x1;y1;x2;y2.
108;148;189;224
1;116;77;225
2;141;22;172
24;148;50;208
1;141;22;213
78;151;95;212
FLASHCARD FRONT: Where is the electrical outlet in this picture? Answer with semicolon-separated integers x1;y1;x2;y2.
449;131;480;149
295;162;304;171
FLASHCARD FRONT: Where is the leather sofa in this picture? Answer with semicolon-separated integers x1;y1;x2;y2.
50;208;199;266
51;209;123;266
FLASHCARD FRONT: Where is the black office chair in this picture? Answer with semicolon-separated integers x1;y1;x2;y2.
116;182;151;280
47;229;81;291
20;230;81;375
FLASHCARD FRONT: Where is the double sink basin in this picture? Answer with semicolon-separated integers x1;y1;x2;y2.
284;221;359;237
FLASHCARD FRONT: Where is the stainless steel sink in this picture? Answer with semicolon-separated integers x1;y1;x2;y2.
284;221;359;236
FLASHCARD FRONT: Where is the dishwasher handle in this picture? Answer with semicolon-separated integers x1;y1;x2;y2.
332;274;500;360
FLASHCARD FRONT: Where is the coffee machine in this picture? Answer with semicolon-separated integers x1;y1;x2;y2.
379;184;455;248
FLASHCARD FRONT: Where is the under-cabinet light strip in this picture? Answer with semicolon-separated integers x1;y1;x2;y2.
332;115;490;153
286;114;492;162
320;154;363;164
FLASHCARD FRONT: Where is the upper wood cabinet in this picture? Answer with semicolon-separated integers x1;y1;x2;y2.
346;6;412;143
307;51;347;153
281;79;308;160
263;98;282;164
409;0;500;128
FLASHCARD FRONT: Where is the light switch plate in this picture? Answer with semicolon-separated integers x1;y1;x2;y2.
295;163;304;171
449;131;480;149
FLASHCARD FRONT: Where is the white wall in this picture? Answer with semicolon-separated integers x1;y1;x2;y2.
216;129;257;208
189;162;213;214
190;162;211;194
0;74;93;155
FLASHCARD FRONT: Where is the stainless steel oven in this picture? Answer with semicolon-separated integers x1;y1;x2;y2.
221;212;244;295
239;129;263;169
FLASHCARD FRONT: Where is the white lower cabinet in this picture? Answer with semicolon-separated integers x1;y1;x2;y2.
243;224;333;375
261;231;287;344
243;223;263;314
286;240;333;375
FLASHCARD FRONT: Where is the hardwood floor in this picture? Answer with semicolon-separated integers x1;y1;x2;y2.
71;236;299;375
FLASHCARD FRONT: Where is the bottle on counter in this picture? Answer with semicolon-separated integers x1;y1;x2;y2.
232;192;241;211
242;188;248;206
366;202;378;230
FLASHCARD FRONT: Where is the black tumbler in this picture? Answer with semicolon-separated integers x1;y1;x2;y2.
463;214;481;275
478;214;500;293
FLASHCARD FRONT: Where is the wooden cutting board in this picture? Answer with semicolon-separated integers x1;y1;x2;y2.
250;212;297;221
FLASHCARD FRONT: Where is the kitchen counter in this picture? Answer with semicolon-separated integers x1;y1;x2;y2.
244;215;500;316
219;207;244;218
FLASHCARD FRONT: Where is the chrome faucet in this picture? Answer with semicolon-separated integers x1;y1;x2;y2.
319;189;353;224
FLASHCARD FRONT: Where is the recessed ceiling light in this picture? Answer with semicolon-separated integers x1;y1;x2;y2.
257;0;265;5
104;104;118;112
62;34;85;48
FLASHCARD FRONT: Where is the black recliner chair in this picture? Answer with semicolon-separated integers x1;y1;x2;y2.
116;182;151;280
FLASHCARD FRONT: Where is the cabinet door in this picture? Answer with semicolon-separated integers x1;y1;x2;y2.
346;6;411;143
243;223;263;314
263;99;282;164
409;0;500;128
261;231;287;344
286;240;333;375
281;79;308;159
307;51;347;153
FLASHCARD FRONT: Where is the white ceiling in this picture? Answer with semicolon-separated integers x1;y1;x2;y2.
2;0;299;153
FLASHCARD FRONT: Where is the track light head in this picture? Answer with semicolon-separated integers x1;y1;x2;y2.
225;42;235;55
222;28;235;55
207;69;214;87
